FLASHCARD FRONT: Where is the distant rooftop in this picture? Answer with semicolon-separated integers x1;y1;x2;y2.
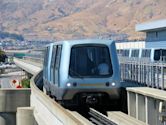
136;19;166;32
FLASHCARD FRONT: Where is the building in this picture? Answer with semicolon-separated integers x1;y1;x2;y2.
116;19;166;49
136;19;166;48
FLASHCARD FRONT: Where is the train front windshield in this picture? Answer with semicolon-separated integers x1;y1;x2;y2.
69;45;113;78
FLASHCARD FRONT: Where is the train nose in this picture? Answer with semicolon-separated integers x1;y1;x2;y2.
86;95;98;105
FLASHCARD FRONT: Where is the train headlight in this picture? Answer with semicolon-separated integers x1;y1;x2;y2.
66;83;72;87
112;82;116;86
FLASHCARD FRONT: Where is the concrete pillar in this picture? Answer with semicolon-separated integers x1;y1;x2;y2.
17;107;37;125
128;91;136;118
137;94;145;122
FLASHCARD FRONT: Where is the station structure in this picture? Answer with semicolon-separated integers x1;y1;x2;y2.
116;19;166;49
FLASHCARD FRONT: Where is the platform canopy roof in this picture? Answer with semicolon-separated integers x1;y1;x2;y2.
136;19;166;32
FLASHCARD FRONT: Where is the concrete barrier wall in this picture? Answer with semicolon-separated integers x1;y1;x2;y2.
14;58;41;75
127;87;165;125
30;71;89;125
0;89;31;125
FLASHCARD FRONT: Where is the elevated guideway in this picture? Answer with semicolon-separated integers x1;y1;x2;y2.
14;58;42;75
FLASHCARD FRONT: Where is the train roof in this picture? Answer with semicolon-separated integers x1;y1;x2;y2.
136;19;166;32
118;48;166;50
45;39;114;47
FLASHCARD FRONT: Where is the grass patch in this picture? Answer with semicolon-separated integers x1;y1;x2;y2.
20;78;30;88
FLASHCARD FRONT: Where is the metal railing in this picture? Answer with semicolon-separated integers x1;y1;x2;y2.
119;57;166;90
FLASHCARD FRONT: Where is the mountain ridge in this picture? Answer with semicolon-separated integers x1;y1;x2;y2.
0;0;166;41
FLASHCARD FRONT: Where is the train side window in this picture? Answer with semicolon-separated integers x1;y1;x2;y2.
131;50;135;57
122;50;129;57
142;50;151;57
125;50;129;57
131;50;139;57
147;50;151;57
146;50;151;57
54;45;62;85
161;50;166;61
154;50;160;61
135;50;139;57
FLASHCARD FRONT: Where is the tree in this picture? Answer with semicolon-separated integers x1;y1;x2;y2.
0;49;7;62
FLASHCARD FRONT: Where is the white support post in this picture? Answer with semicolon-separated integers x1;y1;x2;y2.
145;96;148;124
136;93;138;120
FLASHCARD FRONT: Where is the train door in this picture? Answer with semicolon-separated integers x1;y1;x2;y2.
50;45;57;84
44;47;49;81
43;47;47;80
43;46;50;92
154;49;162;61
54;45;62;86
153;49;166;61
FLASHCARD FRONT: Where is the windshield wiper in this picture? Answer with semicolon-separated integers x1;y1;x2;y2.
69;68;84;79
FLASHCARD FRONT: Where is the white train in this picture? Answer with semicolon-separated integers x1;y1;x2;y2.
43;39;122;107
118;48;166;62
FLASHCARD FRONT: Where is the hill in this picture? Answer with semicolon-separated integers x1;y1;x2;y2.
0;0;166;41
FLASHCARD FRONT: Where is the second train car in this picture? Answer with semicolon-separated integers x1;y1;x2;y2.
118;48;166;62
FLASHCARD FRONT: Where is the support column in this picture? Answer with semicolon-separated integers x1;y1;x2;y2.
17;107;37;125
128;92;136;118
